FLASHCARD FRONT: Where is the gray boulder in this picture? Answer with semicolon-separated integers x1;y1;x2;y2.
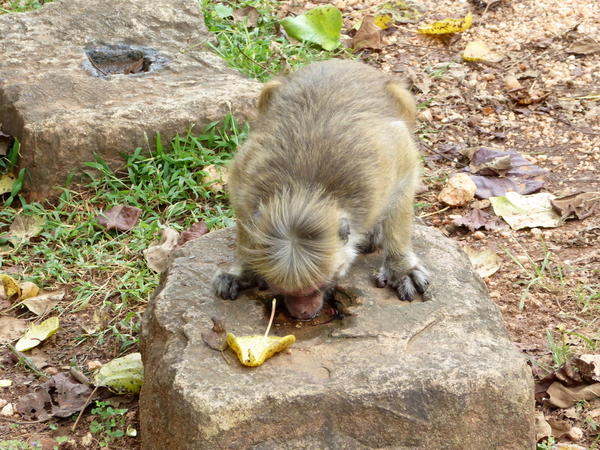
140;226;535;450
0;0;261;199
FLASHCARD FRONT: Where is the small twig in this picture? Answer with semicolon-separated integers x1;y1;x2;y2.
474;1;493;36
7;344;49;378
236;44;276;77
220;350;232;365
88;57;107;76
72;385;99;432
398;42;457;53
0;416;51;424
261;298;277;342
504;51;534;72
418;206;450;218
420;142;468;167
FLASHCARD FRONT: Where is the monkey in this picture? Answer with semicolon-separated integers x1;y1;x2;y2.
214;59;430;320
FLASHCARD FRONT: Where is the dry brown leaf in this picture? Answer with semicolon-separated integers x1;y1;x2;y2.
535;411;552;441
462;147;550;199
567;36;600;55
351;15;382;51
201;316;228;351
20;281;40;300
15;373;94;421
0;316;28;344
202;164;228;192
175;222;209;250
97;204;142;231
21;293;61;316
550;192;599;221
143;227;180;273
454;209;506;231
124;58;144;74
546;381;600;408
0;131;14;157
232;6;259;27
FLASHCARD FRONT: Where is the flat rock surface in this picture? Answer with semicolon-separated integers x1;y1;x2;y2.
0;0;260;199
140;225;535;450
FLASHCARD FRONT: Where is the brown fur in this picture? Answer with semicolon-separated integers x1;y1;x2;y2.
214;60;429;319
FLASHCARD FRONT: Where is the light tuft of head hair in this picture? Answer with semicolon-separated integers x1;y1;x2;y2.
240;187;342;292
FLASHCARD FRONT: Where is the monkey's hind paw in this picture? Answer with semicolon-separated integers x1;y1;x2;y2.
214;272;241;300
376;264;430;302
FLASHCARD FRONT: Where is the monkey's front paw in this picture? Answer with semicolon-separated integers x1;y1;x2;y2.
214;272;242;300
376;263;430;302
214;271;268;300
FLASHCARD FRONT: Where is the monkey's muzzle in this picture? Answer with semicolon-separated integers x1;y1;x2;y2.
283;290;324;321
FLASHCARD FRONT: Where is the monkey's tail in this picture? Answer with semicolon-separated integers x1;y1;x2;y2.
385;80;417;128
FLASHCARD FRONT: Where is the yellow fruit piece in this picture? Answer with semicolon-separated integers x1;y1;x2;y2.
462;41;504;63
15;316;60;351
0;274;21;300
418;11;472;34
374;14;393;29
227;333;296;367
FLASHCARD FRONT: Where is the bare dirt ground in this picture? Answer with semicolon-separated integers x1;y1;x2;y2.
1;0;599;449
363;0;599;446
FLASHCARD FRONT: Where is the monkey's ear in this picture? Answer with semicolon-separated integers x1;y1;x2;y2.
338;218;350;244
385;80;416;127
258;80;283;114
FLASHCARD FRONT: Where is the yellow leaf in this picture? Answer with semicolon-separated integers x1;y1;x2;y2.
15;316;60;351
417;11;472;34
374;14;393;29
462;41;504;63
20;281;39;300
0;173;16;195
0;274;21;301
227;333;296;367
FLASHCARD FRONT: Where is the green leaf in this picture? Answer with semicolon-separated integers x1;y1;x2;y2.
94;352;144;394
280;6;342;51
214;3;234;19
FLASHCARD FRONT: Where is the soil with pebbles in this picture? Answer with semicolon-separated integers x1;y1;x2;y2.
357;0;599;446
1;0;600;448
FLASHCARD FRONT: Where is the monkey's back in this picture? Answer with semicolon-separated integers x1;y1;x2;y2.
230;60;419;232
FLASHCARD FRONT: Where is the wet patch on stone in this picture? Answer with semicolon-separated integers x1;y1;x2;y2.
248;286;362;341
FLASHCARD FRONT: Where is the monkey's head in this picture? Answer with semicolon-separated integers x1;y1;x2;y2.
239;188;353;320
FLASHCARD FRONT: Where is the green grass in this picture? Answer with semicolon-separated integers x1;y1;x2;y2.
200;0;350;81
0;115;247;327
501;235;566;310
0;0;353;358
0;0;48;14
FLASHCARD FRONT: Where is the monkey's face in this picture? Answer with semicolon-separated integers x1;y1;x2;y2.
260;237;358;320
240;192;356;320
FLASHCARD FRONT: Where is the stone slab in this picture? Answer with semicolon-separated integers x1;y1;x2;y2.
0;0;261;199
140;225;535;450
